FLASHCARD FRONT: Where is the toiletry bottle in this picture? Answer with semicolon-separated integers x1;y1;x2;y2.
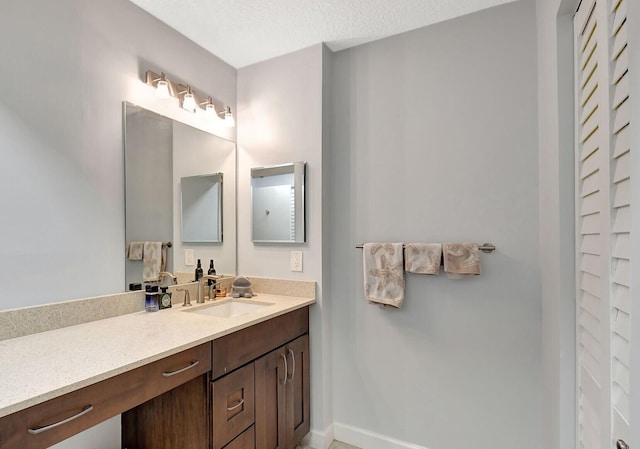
145;284;159;312
159;287;172;309
195;259;203;281
208;260;217;289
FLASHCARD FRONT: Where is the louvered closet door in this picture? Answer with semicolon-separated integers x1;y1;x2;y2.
574;0;632;448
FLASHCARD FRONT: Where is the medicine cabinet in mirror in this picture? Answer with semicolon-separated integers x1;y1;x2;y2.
251;162;306;243
181;173;222;242
124;102;236;289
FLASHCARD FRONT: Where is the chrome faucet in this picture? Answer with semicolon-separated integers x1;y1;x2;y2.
198;275;218;303
176;288;191;307
158;271;177;285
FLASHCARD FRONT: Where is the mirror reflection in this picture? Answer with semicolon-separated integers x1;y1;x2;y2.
251;162;306;243
124;102;236;288
181;173;222;243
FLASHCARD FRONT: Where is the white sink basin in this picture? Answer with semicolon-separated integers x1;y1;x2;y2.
186;299;274;319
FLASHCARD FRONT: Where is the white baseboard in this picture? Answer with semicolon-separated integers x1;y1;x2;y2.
303;423;335;449
333;423;431;449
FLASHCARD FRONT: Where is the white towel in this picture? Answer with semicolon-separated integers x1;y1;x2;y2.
404;243;442;275
143;242;163;282
363;243;405;308
443;243;480;279
127;242;144;260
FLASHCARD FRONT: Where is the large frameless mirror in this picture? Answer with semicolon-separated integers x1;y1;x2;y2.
124;102;236;288
251;162;306;243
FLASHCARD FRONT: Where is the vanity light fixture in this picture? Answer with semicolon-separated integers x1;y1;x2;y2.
144;69;235;127
145;71;172;99
221;106;235;128
156;77;170;99
179;85;197;113
202;97;218;116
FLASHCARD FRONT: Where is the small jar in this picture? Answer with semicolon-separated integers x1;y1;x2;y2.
145;284;159;312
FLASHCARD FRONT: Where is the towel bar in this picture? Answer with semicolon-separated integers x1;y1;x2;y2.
355;243;496;254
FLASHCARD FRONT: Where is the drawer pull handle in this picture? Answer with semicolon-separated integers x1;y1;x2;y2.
162;360;199;377
281;353;288;385
287;348;296;381
28;404;94;435
227;398;245;411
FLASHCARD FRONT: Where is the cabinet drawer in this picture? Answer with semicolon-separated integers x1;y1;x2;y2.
212;363;255;449
0;342;211;449
212;307;309;379
225;424;255;449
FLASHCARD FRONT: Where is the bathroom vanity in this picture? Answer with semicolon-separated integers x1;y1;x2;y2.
0;293;313;449
122;307;310;449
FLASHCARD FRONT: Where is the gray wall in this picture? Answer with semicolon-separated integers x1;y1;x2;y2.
0;0;236;446
328;2;540;449
534;0;577;447
0;0;236;312
237;44;333;448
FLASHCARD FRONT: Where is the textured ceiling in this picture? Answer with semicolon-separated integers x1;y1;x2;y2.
129;0;518;68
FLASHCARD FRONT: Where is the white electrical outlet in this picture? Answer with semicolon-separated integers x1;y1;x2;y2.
185;249;195;266
290;251;303;272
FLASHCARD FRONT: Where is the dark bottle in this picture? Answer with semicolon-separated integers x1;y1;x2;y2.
195;259;203;281
208;260;217;287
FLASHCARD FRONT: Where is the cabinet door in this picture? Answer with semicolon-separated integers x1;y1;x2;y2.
254;335;310;449
285;334;310;449
255;346;288;449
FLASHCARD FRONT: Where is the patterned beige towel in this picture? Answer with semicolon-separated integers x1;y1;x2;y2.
443;243;480;279
127;242;144;260
363;243;405;308
143;242;163;282
404;243;442;274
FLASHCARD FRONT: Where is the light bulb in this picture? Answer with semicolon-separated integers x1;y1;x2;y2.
223;107;235;127
156;79;170;99
205;99;217;117
182;92;197;113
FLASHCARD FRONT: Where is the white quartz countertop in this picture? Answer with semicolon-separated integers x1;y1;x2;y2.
0;294;314;418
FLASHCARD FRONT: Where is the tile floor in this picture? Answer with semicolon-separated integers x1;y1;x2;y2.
299;441;360;449
329;441;360;449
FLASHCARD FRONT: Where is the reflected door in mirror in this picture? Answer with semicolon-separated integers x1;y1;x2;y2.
181;173;222;242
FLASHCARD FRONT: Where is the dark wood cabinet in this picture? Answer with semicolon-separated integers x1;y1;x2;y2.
255;334;310;449
120;306;310;449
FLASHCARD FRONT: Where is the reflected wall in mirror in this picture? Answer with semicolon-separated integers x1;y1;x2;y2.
124;102;236;288
251;162;306;243
181;173;222;243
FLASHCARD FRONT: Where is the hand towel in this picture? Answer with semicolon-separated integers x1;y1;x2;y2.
363;243;405;308
127;242;144;260
404;243;442;275
443;243;480;279
143;242;163;282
